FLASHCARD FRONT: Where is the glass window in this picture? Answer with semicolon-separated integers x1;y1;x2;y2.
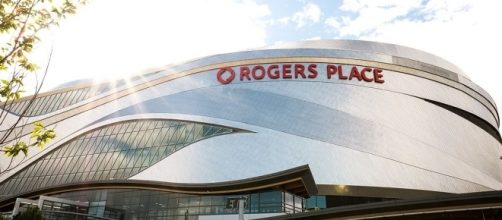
46;93;60;113
40;94;54;114
10;102;20;113
74;88;86;104
31;96;47;115
64;90;77;107
125;123;135;133
260;191;282;204
70;89;84;105
12;101;22;115
51;93;64;111
0;119;234;197
18;101;28;115
317;196;326;208
39;159;52;175
285;193;294;207
79;87;90;100
25;97;39;115
116;123;127;134
54;92;69;110
15;102;26;114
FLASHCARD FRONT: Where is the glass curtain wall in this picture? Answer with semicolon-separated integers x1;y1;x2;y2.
52;188;304;220
0;119;235;199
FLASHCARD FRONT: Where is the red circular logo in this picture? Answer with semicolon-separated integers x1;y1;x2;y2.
217;67;235;84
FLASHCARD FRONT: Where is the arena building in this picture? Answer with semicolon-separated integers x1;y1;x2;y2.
0;40;501;219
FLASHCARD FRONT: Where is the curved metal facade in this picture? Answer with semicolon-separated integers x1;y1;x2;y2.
1;40;501;205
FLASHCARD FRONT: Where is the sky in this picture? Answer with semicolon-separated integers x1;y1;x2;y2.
28;0;502;117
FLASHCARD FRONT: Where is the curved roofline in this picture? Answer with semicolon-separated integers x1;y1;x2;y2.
261;190;502;220
0;165;317;209
1;40;498;134
260;39;467;78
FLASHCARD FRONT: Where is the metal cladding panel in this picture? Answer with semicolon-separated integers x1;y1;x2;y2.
97;64;497;129
99;70;500;172
116;84;502;189
69;63;502;193
261;39;466;77
157;58;497;126
130;127;496;194
1;40;501;198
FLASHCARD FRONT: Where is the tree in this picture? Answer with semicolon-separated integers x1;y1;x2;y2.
0;0;85;174
13;206;43;220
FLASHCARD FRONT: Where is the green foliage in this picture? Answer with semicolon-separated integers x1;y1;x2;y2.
0;0;86;73
0;0;86;102
2;121;55;157
2;141;28;157
0;76;24;101
0;0;83;162
13;206;43;220
32;121;56;147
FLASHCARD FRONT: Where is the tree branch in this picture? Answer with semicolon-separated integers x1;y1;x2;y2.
0;0;36;65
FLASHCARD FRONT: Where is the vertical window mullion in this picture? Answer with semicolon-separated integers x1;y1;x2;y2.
80;87;90;100
44;94;57;114
10;102;20;113
40;94;54;114
55;91;69;110
152;127;168;147
51;93;65;112
70;89;84;105
26;97;41;116
45;93;59;113
34;96;49;115
16;101;28;115
64;90;77;107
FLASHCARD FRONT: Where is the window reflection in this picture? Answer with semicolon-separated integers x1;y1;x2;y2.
50;188;304;220
0;120;235;199
4;80;130;116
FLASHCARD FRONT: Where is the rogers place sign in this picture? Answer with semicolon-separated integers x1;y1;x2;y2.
216;63;384;85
